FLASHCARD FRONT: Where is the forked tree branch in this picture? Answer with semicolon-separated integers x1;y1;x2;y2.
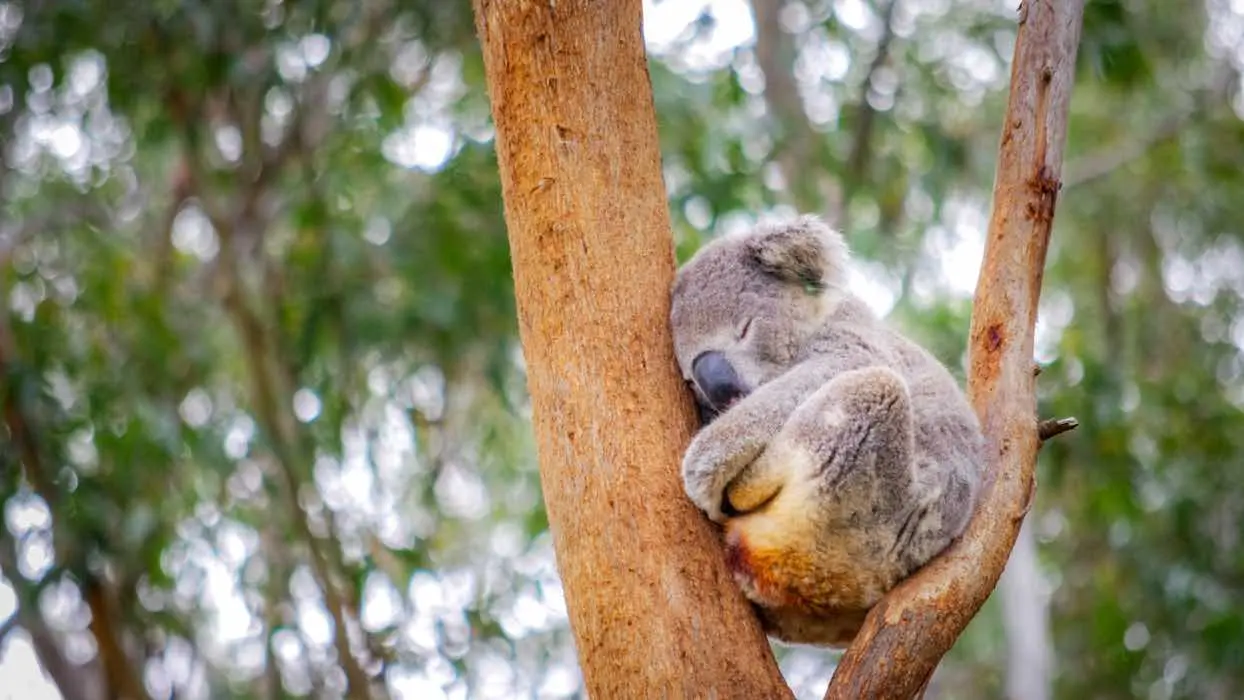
824;2;1086;697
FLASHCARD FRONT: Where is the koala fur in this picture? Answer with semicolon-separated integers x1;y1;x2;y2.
669;215;985;647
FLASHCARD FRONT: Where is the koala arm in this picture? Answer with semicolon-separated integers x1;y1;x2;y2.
682;355;864;522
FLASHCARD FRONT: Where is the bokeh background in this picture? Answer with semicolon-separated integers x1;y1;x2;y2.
2;1;1243;699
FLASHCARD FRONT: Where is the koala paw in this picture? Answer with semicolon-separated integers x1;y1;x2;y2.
681;431;732;523
682;426;768;524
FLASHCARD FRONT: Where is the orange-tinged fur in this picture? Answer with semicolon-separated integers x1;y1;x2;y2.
724;489;892;616
722;440;894;617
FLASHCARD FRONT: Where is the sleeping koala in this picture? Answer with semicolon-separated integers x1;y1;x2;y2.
670;215;985;647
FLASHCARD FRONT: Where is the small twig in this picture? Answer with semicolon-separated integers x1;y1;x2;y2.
1037;416;1079;442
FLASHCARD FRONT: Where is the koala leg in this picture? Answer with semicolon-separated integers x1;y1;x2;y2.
721;366;917;614
727;365;915;520
893;449;981;574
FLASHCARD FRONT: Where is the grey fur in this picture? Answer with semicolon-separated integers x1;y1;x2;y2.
670;215;985;647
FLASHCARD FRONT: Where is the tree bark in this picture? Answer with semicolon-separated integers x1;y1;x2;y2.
471;2;790;698
824;2;1085;697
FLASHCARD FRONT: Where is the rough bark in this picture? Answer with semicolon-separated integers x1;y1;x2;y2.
471;2;790;698
824;2;1086;697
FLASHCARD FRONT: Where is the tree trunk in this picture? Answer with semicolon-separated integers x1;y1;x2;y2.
1000;519;1053;700
471;2;790;698
824;2;1086;697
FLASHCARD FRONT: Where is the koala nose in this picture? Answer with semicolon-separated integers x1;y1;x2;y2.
692;351;746;414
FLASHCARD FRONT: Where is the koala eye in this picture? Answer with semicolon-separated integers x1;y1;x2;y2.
736;318;754;340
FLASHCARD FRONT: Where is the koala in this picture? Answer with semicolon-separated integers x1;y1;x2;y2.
669;215;985;647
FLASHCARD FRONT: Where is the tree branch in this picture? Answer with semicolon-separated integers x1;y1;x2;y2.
172;71;381;697
846;0;901;189
82;577;151;700
1038;416;1078;441
1063;68;1233;188
0;314;109;700
824;2;1086;697
0;307;72;519
221;287;377;700
0;529;102;700
750;0;842;224
1;314;148;700
1062;114;1186;188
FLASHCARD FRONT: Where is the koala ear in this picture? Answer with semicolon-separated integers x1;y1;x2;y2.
745;215;849;292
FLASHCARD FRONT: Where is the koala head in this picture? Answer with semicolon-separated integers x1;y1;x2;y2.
670;215;850;423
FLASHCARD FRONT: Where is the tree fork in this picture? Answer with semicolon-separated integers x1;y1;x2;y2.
471;1;790;697
824;2;1086;697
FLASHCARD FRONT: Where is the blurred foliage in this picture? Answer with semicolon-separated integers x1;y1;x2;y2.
1;0;1242;699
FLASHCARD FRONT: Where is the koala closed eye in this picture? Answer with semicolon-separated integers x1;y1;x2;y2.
736;318;753;340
